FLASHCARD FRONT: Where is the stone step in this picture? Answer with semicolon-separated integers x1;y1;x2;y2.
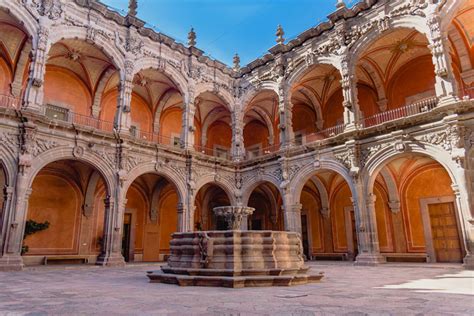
158;266;312;277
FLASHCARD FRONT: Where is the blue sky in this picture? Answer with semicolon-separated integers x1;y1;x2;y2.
101;0;352;66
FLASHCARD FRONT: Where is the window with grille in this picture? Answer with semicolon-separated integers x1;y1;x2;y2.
45;104;69;121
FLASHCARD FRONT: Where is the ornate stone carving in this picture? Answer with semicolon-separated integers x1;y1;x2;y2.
30;0;63;20
32;138;59;157
420;125;465;153
72;145;84;158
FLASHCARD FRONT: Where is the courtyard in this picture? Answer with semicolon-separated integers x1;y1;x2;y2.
0;262;472;315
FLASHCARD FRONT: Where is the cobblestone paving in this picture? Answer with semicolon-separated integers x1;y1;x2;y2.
0;262;472;315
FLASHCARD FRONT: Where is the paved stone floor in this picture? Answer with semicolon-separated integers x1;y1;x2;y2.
0;262;473;315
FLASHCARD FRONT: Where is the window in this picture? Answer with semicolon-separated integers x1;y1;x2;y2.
45;104;69;121
294;133;303;146
129;125;137;137
215;148;228;159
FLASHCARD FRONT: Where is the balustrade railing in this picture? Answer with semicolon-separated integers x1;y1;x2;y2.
360;97;438;128
194;144;231;159
0;94;20;109
304;124;345;143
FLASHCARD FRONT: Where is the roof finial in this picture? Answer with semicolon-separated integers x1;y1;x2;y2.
233;53;240;71
188;27;196;47
276;25;285;45
128;0;138;16
336;0;346;9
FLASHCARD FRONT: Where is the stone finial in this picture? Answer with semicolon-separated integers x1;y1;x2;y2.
188;27;196;47
336;0;346;9
276;25;285;45
233;53;240;71
128;0;138;16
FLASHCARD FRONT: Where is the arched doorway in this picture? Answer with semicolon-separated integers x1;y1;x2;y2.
123;173;180;262
298;170;357;261
23;160;109;265
194;183;231;231
370;154;465;263
246;182;283;231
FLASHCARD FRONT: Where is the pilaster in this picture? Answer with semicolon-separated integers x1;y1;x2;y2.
340;57;360;131
96;196;125;266
283;203;302;235
181;90;195;150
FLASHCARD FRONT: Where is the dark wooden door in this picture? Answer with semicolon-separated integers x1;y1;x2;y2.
301;214;310;260
428;203;462;263
121;214;132;262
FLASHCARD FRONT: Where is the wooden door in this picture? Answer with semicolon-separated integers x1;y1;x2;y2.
121;214;132;262
428;203;462;263
301;214;310;260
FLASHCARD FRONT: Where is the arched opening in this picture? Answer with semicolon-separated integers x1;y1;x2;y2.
23;160;109;265
298;170;356;261
243;90;279;158
291;64;344;142
246;182;283;231
194;92;232;158
123;173;180;262
370;154;465;263
0;8;32;108
194;183;231;231
45;39;118;127
0;162;6;214
355;28;437;127
127;69;183;145
448;0;474;98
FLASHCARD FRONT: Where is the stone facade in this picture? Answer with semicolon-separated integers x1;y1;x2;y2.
0;0;473;270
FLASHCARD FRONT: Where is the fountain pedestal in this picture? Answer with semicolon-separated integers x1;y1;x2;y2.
147;206;324;288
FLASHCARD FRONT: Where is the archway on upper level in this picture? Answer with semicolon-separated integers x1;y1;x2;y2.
246;181;283;231
126;69;183;145
194;92;232;159
290;64;343;143
298;170;356;261
123;172;181;262
23;160;109;266
243;90;279;158
448;0;474;98
44;39;118;131
354;28;436;127
369;154;464;264
194;183;231;231
0;8;32;107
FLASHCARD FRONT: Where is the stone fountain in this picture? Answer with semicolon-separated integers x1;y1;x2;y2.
147;206;324;288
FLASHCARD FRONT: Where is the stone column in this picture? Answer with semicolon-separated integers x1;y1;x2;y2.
340;57;360;131
452;181;474;270
278;85;294;148
96;196;125;266
0;186;22;271
115;76;133;133
428;15;458;106
177;203;187;232
231;107;245;161
353;192;386;266
181;91;195;150
284;203;302;235
22;25;49;112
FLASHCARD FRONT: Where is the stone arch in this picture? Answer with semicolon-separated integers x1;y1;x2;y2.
47;27;124;71
193;175;237;206
291;159;356;207
240;81;279;108
291;85;324;129
0;4;38;42
349;18;432;70
26;148;116;197
0;145;17;187
132;58;188;97
439;0;469;34
379;168;400;213
241;177;283;207
194;82;234;111
153;87;181;132
122;162;186;204
308;175;330;215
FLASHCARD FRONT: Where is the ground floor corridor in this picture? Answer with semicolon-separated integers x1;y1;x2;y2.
0;263;472;315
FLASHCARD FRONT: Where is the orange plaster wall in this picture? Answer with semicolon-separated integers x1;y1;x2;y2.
323;90;344;129
300;190;324;253
130;93;153;133
91;184;106;253
331;183;351;252
100;89;118;122
358;84;379;118
206;121;232;149
402;166;453;252
159;108;182;142
43;66;92;115
125;185;147;252
374;184;394;253
244;120;269;148
26;173;81;255
158;190;178;253
388;56;435;109
0;57;11;95
292;104;317;134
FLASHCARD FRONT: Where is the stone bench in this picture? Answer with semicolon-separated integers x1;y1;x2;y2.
384;253;428;263
43;255;89;265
